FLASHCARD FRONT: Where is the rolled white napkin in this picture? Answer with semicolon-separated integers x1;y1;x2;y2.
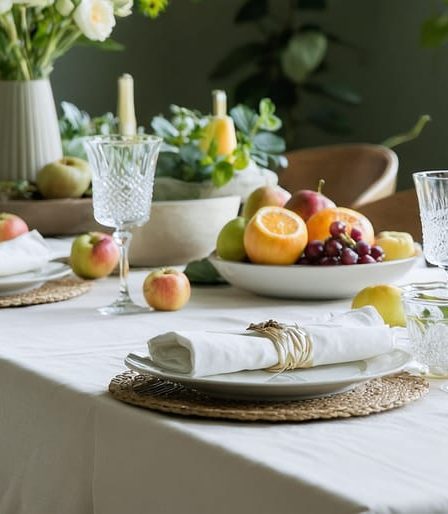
0;230;51;277
147;307;396;377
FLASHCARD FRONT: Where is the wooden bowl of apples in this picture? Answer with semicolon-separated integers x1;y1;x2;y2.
0;157;103;236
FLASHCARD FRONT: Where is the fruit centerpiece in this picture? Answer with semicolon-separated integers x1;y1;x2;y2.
211;182;419;299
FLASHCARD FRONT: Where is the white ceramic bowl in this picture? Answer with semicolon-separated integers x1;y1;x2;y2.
129;196;240;267
209;252;420;300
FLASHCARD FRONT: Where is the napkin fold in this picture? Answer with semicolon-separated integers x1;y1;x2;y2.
147;307;396;377
0;230;51;277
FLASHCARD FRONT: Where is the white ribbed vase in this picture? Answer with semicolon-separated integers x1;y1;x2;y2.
0;79;63;182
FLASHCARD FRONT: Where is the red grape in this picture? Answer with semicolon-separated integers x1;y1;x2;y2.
297;256;310;265
305;240;324;261
319;256;339;266
358;254;376;264
350;228;363;242
341;248;359;265
330;221;347;237
324;238;343;257
370;245;384;262
356;240;371;256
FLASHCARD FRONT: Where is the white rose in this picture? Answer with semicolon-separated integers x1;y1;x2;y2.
112;0;131;17
0;0;12;13
74;0;116;42
55;0;73;15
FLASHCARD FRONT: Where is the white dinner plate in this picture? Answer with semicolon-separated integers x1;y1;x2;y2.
0;262;72;296
208;250;420;300
125;349;412;400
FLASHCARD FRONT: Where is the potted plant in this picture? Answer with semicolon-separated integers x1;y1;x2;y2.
0;0;171;182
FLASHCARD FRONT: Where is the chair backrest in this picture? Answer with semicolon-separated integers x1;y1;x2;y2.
278;144;399;208
357;189;422;242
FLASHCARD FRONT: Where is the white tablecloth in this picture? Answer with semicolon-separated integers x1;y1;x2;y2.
1;267;448;514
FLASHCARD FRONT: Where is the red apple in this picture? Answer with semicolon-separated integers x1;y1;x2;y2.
0;213;29;242
284;179;336;221
70;232;119;279
143;268;191;311
242;186;291;220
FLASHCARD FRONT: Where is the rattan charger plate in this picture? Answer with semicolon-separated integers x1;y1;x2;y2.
109;371;429;423
0;278;91;308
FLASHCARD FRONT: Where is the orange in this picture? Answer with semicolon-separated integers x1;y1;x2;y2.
306;207;375;245
244;206;308;265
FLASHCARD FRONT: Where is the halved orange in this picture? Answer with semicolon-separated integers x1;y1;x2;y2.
244;206;308;265
306;207;375;245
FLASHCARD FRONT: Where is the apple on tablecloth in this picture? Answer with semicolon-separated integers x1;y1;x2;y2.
143;269;191;311
70;232;119;279
0;213;29;242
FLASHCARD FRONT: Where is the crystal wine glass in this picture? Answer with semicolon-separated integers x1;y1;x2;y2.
83;134;162;315
414;171;448;277
413;170;448;389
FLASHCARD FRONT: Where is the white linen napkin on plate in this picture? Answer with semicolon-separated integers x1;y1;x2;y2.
0;230;51;277
147;307;396;377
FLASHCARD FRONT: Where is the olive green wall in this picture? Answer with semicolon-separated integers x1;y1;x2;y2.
52;0;446;190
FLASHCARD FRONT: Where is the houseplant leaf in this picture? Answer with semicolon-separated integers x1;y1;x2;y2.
210;43;265;79
304;81;362;105
281;31;328;84
235;0;268;23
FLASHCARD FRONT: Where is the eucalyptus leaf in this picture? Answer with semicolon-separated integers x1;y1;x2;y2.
230;104;258;134
179;143;203;166
253;132;286;153
281;31;328;84
151;116;180;138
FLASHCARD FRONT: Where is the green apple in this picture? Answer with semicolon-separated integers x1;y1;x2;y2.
70;232;119;279
352;284;406;327
216;217;247;261
37;157;92;199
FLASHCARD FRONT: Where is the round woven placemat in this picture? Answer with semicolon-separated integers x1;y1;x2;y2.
0;278;91;308
109;371;429;423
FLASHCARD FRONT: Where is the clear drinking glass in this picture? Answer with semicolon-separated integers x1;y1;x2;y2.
413;171;448;277
83;134;162;315
413;171;448;389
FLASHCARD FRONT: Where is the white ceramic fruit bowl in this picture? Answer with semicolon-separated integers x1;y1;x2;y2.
130;196;241;267
209;250;421;300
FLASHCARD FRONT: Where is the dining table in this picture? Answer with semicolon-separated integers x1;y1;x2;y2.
1;265;448;514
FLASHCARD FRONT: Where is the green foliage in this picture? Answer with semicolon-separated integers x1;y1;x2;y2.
151;98;287;188
184;258;226;285
210;0;361;145
59;102;119;159
421;7;448;48
381;115;431;149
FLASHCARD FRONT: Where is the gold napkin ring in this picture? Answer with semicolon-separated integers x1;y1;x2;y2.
247;320;313;373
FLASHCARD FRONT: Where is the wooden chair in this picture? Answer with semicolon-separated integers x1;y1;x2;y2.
356;189;422;242
278;144;399;208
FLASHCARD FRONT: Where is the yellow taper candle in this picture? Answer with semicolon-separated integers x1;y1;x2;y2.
117;73;137;136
